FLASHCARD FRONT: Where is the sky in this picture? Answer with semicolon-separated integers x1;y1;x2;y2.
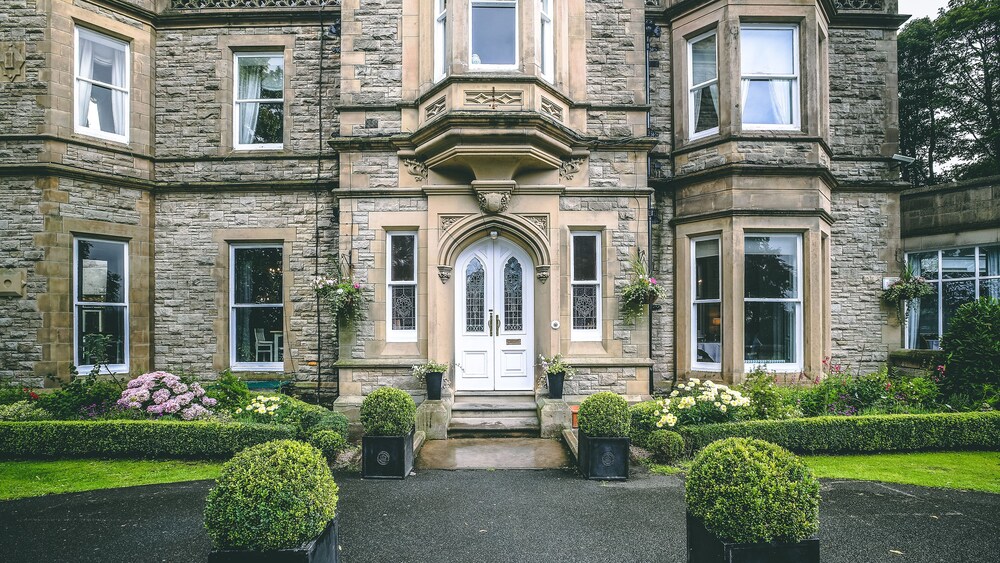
898;0;951;21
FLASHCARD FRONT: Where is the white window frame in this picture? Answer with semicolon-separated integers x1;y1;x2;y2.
692;236;722;371
387;231;418;343
904;245;1000;349
435;0;448;82
233;51;285;151
571;231;602;342
469;0;519;71
688;29;719;141
230;243;285;372
739;23;800;131
73;237;130;374
743;233;803;372
74;27;130;144
539;0;554;82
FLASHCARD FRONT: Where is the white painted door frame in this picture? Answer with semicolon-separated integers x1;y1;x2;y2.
454;237;534;392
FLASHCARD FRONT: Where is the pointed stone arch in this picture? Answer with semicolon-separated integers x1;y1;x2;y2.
437;214;552;283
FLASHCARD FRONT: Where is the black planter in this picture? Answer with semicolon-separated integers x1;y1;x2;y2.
424;372;444;400
686;512;820;563
577;431;629;480
208;516;339;563
547;373;565;399
361;429;414;479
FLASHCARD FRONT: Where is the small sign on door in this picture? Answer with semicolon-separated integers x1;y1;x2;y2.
506;339;521;345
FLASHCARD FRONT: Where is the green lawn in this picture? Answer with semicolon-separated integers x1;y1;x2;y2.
0;459;223;500
802;451;1000;494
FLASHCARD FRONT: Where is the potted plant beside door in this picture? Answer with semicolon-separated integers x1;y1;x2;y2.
538;354;575;400
685;438;821;563
412;361;450;400
576;391;631;480
360;387;416;479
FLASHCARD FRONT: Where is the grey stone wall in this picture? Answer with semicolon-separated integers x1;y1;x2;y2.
586;0;640;105
646;24;673;176
901;177;1000;238
830;190;893;371
153;191;338;380
0;178;45;386
829;27;897;184
0;0;47;146
342;0;402;106
563;366;636;396
650;190;675;389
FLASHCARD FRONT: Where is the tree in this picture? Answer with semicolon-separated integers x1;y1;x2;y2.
935;0;1000;179
898;17;948;185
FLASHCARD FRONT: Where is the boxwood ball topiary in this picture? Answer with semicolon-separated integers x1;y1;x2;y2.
308;429;348;462
360;387;416;436
686;437;819;544
628;400;661;448
578;392;630;437
204;440;338;551
646;429;685;464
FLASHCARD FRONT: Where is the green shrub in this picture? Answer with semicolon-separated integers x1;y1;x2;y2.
686;437;820;544
679;412;1000;455
0;384;37;405
311;411;350;440
0;401;52;421
0;420;295;459
235;394;349;440
657;379;751;428
36;375;122;419
738;368;802;420
204;440;338;551
797;368;893;417
205;370;251;413
647;429;685;464
578;392;630;437
941;297;1000;401
628;401;661;447
308;430;348;462
360;387;415;436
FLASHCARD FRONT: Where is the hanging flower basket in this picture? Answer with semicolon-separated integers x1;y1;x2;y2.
882;265;933;324
313;276;370;327
620;250;663;324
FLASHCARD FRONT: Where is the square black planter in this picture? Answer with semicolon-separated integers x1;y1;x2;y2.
686;512;820;563
577;432;629;480
361;429;414;479
208;516;339;563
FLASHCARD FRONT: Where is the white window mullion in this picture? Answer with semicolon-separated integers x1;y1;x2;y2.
387;232;418;343
571;232;601;341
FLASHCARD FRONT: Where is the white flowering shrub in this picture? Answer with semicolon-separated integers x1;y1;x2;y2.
235;395;282;419
656;379;751;428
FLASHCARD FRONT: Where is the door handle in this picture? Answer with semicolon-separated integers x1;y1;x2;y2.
495;314;501;336
489;311;494;336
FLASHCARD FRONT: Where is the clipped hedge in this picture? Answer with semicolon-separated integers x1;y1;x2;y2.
679;412;1000;455
628;400;661;448
0;420;296;460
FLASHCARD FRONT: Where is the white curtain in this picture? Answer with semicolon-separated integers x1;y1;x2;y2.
741;78;750;110
907;300;920;349
77;38;94;129
237;62;262;144
768;79;792;124
111;46;127;136
986;247;1000;298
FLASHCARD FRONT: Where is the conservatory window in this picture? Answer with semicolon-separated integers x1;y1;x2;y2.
571;232;601;341
740;25;799;129
230;244;284;371
906;245;1000;350
688;30;719;138
744;234;802;370
75;27;130;143
234;52;284;149
387;232;418;342
692;237;721;370
470;0;518;68
74;237;129;373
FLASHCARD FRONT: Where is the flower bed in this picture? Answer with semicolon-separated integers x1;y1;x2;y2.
678;411;1000;455
0;420;295;460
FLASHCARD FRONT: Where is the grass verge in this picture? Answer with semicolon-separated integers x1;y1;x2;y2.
802;451;1000;494
0;459;223;500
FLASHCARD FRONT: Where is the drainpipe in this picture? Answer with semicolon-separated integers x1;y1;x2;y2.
645;19;661;397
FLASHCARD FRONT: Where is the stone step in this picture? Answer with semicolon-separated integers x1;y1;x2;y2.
448;417;541;438
452;397;537;411
451;408;538;419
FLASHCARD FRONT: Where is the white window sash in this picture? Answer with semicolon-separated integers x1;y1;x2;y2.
73;237;130;374
739;24;800;130
469;0;519;71
230;243;284;371
74;27;130;144
691;236;721;371
233;52;284;151
743;234;803;372
387;232;418;343
688;30;719;140
435;0;448;82
571;232;601;341
539;0;554;82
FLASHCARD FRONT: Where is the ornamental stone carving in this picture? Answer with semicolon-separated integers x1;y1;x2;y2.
834;0;884;10
536;265;550;284
1;42;26;83
437;265;453;284
171;0;339;8
402;158;427;182
476;192;511;214
560;157;585;181
439;214;468;233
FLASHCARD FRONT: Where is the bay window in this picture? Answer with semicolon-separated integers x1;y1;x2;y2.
74;237;129;373
75;27;130;143
387;232;418;342
234;52;284;150
230;244;284;370
435;0;448;82
470;0;518;68
692;237;722;370
740;25;799;129
539;0;554;81
689;30;719;138
744;234;802;370
906;245;1000;349
571;232;601;340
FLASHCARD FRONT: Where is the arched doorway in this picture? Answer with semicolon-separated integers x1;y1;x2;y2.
454;236;535;392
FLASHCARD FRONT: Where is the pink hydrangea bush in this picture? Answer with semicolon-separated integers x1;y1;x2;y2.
117;371;217;420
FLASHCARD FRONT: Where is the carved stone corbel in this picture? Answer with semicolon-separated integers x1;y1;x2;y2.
437;265;453;284
536;265;550;284
559;157;585;181
402;158;428;182
471;180;516;215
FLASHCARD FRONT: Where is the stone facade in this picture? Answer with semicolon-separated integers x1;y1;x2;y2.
0;0;924;406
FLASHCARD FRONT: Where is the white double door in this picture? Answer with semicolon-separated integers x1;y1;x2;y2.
454;237;534;391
